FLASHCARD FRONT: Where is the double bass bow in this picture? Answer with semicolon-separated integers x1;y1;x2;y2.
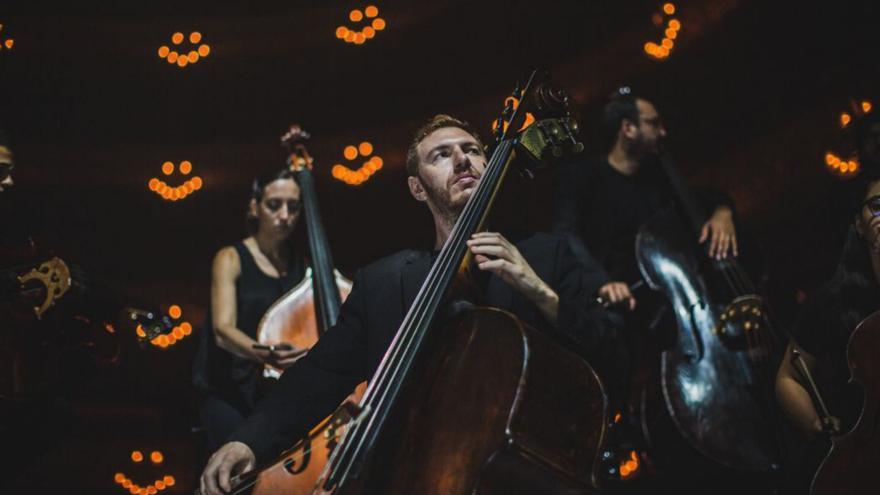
634;144;784;473
307;70;606;495
255;125;353;379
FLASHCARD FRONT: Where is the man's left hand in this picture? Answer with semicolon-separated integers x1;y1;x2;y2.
467;232;558;322
699;206;737;259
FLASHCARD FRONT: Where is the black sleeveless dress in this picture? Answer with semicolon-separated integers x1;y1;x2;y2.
193;241;304;449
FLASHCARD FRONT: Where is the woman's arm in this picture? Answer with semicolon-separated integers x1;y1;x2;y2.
775;340;837;438
210;246;264;362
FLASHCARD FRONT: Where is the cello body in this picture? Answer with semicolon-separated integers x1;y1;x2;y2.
256;268;351;378
810;310;880;495
635;207;780;472
317;307;606;495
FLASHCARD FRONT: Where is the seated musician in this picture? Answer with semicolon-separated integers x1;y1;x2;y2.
199;114;614;494
553;88;738;311
192;169;308;452
775;155;880;491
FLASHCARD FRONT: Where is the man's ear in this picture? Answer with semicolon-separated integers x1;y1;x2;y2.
621;118;639;140
408;175;428;202
248;198;259;218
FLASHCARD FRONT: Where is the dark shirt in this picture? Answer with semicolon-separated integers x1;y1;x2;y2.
192;241;305;410
553;155;733;286
229;232;605;463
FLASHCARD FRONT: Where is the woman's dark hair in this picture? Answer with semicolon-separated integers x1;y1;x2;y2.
245;168;297;234
826;175;880;331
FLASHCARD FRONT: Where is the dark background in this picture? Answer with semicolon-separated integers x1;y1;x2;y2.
1;0;877;492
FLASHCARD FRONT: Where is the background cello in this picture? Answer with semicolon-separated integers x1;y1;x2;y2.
256;125;352;379
809;310;880;495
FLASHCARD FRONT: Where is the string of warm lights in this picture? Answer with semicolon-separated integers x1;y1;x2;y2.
148;161;203;201
335;5;386;45
0;23;13;51
113;449;176;495
644;3;679;60
331;141;384;185
157;31;211;68
825;99;873;177
135;304;193;348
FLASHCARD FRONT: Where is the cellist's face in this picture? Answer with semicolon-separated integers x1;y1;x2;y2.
409;127;487;216
250;178;301;238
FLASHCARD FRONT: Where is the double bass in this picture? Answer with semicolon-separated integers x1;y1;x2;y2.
256;126;352;379
306;70;605;494
634;146;783;475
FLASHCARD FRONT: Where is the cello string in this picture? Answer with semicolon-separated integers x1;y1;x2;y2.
327;140;514;481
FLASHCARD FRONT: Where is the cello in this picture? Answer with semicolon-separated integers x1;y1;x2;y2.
305;70;606;494
255;125;353;379
809;310;880;495
634;145;784;475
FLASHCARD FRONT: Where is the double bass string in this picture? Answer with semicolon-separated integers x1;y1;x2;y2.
324;139;515;486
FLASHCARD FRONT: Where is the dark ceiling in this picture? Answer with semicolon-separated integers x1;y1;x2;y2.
1;0;878;491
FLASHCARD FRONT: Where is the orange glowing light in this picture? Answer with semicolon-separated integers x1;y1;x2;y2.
363;26;376;39
825;152;835;166
146;487;157;495
336;26;349;39
131;451;144;463
849;161;858;172
663;3;676;15
353;33;366;44
657;46;669;57
644;42;657;55
3;39;12;50
365;5;379;18
661;38;674;49
344;146;358;160
187;51;199;63
179;160;192;175
171;32;184;45
158;46;170;58
614;412;622;423
148;178;160;191
358;142;373;156
862;101;873;113
150;451;164;464
668;19;681;30
841;112;852;127
191;176;203;189
172;327;184;339
161;162;174;175
177;57;188;68
136;325;147;338
665;28;677;39
344;31;356;43
155;481;166;490
371;156;384;168
163;476;175;486
198;44;210;57
350;9;364;22
167;52;178;63
189;32;202;44
115;473;126;483
122;479;133;489
372;18;386;30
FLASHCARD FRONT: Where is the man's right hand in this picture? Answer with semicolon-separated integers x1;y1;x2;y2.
598;281;636;311
199;441;255;495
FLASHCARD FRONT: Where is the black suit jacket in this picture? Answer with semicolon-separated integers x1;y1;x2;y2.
230;232;603;463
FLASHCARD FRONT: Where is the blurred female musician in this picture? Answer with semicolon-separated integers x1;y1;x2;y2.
193;168;307;451
775;171;880;493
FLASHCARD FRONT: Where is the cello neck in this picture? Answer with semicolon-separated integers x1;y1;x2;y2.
293;165;342;334
280;125;343;333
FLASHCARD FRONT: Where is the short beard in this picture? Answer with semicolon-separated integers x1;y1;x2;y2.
419;176;464;225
